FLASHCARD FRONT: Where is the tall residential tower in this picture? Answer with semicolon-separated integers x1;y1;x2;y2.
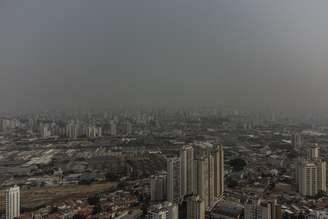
297;144;327;197
5;185;20;219
167;158;181;203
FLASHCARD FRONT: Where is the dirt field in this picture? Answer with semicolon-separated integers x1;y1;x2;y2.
0;182;116;210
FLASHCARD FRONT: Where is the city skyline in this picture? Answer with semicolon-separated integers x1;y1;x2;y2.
1;1;328;218
0;107;328;218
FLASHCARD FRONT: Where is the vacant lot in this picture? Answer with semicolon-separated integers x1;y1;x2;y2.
0;182;116;210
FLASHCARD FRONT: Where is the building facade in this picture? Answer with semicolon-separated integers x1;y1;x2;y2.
167;158;181;203
150;174;167;202
5;185;20;219
292;133;302;150
297;144;327;197
180;145;194;197
186;196;205;219
147;202;178;219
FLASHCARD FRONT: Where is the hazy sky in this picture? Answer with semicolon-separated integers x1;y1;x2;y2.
1;0;328;113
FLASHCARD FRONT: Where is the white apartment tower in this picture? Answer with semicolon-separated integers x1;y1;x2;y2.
5;185;20;219
40;124;51;138
85;126;102;138
66;122;80;139
180;145;194;197
297;144;327;197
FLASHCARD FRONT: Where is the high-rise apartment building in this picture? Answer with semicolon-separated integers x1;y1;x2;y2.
186;195;205;219
167;144;224;218
296;144;327;197
316;159;327;193
85;126;102;138
180;145;194;197
292;133;302;150
0;119;20;132
307;144;319;160
192;144;224;209
298;161;318;196
167;158;181;203
193;157;209;208
150;174;167;202
213;145;224;197
5;185;20;219
66;122;81;139
40;124;51;138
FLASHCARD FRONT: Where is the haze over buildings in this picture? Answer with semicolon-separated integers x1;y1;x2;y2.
1;0;328;113
2;1;328;218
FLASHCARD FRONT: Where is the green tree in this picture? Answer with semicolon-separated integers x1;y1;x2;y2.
229;158;247;172
227;177;238;188
87;194;100;205
49;206;58;214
